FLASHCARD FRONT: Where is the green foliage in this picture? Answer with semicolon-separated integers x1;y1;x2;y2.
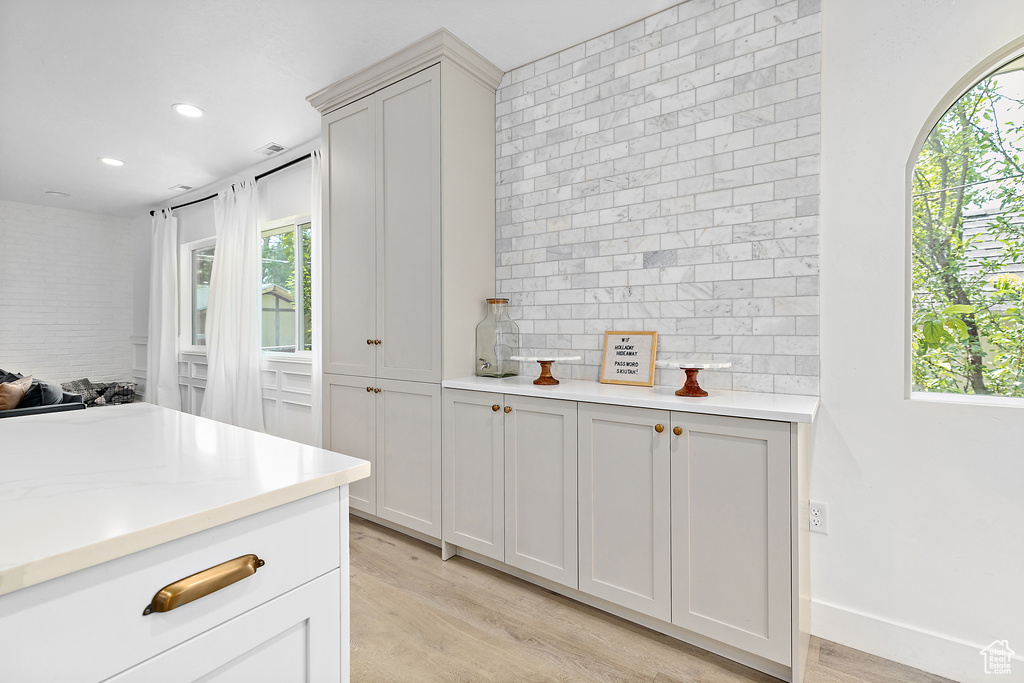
261;224;313;352
911;70;1024;397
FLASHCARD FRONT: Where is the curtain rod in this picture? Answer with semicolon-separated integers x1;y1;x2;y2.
150;153;314;216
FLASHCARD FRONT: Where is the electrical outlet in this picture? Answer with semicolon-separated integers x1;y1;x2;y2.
809;501;828;534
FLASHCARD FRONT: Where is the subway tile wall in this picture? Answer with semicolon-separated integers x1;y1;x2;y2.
494;0;820;395
0;200;134;383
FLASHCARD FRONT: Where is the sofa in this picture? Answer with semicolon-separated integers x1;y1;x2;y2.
0;369;86;419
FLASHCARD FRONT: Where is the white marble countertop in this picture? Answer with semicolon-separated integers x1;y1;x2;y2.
0;403;370;596
442;376;818;423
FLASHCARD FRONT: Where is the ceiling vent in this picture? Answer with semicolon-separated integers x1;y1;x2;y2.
168;184;193;192
254;142;288;156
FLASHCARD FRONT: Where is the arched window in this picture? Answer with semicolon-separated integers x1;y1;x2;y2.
912;54;1024;398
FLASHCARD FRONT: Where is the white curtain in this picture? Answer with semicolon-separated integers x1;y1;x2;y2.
310;150;324;446
146;209;182;410
201;181;266;432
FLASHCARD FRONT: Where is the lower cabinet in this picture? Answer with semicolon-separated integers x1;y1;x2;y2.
578;403;672;621
0;490;348;683
577;403;793;666
326;374;441;539
442;389;578;588
443;388;801;676
670;412;791;665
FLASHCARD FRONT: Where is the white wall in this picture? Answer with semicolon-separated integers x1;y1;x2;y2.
818;3;1024;681
0;200;133;383
495;0;821;395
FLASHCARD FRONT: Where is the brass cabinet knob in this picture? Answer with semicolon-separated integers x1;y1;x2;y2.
504;406;512;413
374;339;382;345
654;424;664;433
366;386;373;392
374;388;381;393
673;426;682;436
492;404;500;412
366;339;374;345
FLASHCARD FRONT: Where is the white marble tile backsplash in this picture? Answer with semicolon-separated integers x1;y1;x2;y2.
495;0;821;395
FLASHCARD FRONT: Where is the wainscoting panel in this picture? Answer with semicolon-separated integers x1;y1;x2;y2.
163;352;314;445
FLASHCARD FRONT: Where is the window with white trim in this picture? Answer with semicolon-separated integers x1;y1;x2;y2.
911;54;1024;398
260;216;312;353
180;237;216;351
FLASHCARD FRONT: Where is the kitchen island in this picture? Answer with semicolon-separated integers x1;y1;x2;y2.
0;403;369;682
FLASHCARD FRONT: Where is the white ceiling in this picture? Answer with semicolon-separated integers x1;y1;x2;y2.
0;0;675;218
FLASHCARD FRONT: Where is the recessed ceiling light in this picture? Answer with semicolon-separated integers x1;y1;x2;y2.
168;184;193;192
99;157;125;166
45;191;70;198
173;103;204;118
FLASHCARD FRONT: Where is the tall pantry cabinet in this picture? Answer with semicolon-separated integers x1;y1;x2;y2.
308;31;503;540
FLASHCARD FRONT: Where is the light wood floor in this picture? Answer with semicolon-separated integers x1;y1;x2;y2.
350;517;954;682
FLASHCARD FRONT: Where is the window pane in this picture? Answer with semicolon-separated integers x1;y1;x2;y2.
262;227;297;352
192;246;214;346
911;55;1024;398
300;222;312;351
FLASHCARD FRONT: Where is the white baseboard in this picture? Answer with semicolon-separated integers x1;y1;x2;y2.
811;599;1023;682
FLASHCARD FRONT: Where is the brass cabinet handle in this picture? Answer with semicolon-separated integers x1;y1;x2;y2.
366;339;374;345
143;554;265;615
654;424;664;433
366;386;373;392
504;406;512;413
374;387;381;393
492;404;500;411
374;339;381;345
673;426;683;436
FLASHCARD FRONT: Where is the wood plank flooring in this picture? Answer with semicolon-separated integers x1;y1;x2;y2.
350;517;954;682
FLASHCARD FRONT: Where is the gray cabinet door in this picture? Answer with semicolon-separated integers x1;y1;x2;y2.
578;403;671;621
323;375;376;514
670;412;792;665
504;395;578;588
442;388;504;560
375;66;442;383
321;99;376;378
376;378;441;539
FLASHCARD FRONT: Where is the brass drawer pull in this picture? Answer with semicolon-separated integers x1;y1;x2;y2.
374;339;382;345
143;554;265;615
654;424;664;433
366;339;374;345
673;426;683;436
504;406;512;413
492;404;500;411
374;387;381;393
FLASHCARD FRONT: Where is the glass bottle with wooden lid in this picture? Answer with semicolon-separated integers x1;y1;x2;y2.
475;298;520;377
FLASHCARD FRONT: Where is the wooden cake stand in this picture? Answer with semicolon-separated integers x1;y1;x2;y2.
511;355;581;386
654;359;732;397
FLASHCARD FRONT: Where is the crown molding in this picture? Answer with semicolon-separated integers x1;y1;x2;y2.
307;29;504;115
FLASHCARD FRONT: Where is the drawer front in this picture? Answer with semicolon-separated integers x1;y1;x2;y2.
0;488;342;683
105;569;341;683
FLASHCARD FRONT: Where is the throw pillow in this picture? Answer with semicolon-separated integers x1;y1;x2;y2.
0;375;32;410
103;382;137;405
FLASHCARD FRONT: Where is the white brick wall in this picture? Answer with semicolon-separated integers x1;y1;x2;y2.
495;0;820;395
0;200;133;383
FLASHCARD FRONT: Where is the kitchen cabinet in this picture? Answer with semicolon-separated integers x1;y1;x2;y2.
441;375;816;683
311;30;501;537
325;374;441;538
0;404;369;683
321;66;441;383
578;403;671;621
670;412;792;665
442;389;578;588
